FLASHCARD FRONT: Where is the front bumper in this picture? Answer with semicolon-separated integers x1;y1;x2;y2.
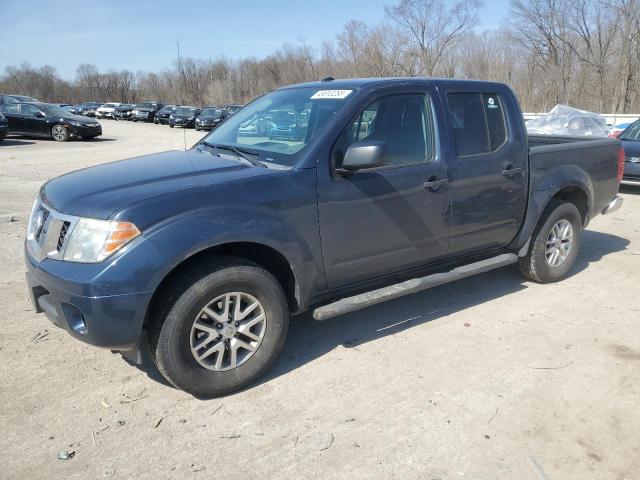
134;112;153;121
170;119;194;127
68;124;102;138
25;244;155;355
601;195;624;215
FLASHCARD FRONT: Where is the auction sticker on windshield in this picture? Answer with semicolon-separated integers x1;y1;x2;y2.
311;89;353;100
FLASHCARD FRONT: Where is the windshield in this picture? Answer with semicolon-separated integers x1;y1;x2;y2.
159;105;176;113
103;103;118;108
38;104;75;117
620;120;640;141
176;107;198;115
140;103;157;110
202;87;353;166
201;108;223;118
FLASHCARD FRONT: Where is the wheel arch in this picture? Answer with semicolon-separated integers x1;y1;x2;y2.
143;241;300;334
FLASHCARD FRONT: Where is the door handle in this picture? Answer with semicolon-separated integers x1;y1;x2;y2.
423;177;449;190
502;166;522;178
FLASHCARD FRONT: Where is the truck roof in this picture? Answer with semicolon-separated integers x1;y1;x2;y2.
278;77;508;91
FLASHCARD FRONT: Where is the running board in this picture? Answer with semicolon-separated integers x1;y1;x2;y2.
312;253;518;321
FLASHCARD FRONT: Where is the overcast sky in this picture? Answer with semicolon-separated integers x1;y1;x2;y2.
0;0;511;79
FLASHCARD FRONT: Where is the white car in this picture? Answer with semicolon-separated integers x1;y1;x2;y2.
96;103;121;119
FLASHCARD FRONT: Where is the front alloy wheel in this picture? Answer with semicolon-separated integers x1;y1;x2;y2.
190;292;267;371
150;259;289;397
51;125;69;142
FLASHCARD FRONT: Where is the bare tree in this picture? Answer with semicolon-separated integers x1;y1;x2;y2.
386;0;482;75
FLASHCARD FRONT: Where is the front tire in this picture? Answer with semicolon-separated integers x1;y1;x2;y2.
518;201;582;283
51;125;69;142
149;259;289;397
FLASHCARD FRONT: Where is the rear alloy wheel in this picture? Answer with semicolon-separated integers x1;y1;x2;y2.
518;201;582;283
51;125;69;142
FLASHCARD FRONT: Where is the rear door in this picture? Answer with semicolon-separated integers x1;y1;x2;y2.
317;86;451;288
444;90;527;255
1;104;23;132
21;104;48;136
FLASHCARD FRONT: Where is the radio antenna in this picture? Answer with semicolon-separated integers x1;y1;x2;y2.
176;41;187;151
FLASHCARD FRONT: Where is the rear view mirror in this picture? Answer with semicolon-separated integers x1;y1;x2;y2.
338;140;388;174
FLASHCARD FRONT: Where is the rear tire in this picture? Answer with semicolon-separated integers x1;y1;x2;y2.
51;125;69;142
149;258;289;397
518;201;582;283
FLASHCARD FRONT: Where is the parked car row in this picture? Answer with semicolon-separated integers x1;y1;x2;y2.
73;101;243;131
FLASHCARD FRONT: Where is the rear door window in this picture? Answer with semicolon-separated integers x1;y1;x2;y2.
447;92;507;156
2;104;19;114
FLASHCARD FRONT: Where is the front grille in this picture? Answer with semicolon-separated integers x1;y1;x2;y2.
27;200;78;262
57;221;70;251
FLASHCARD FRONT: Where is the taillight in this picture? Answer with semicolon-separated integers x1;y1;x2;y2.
617;146;625;183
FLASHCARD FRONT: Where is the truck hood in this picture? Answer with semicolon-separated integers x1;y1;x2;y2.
40;149;271;219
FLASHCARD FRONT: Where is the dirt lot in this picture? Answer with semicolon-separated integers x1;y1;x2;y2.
0;120;639;479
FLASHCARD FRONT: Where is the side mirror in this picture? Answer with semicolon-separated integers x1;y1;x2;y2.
337;140;388;174
35;111;45;118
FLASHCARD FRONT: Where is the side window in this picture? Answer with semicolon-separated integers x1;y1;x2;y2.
334;94;434;167
21;105;39;116
447;92;507;156
2;104;19;114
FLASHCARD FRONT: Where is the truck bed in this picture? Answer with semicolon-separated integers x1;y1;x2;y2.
527;134;621;220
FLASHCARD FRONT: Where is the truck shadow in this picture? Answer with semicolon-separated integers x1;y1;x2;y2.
259;230;629;388
132;230;628;394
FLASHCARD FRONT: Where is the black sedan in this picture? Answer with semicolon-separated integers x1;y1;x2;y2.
195;107;227;131
114;104;135;120
131;102;164;122
169;106;201;128
1;102;101;141
0;112;7;142
155;105;179;124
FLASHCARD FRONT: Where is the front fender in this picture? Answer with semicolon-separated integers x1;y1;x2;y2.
509;163;594;250
142;205;324;307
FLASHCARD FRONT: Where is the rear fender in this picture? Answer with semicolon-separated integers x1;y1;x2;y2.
509;164;593;251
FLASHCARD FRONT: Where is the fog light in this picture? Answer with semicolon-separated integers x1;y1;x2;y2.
61;303;87;335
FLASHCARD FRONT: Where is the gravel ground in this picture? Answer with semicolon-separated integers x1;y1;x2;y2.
0;120;639;479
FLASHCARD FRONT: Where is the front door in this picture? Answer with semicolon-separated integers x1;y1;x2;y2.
318;90;451;288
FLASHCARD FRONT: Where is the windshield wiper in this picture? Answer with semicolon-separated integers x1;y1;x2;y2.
203;142;266;168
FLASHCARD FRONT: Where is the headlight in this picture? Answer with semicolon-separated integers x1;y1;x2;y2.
68;120;82;126
170;114;175;119
63;218;141;263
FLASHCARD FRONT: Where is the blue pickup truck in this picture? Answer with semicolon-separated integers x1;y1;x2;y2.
25;78;624;397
